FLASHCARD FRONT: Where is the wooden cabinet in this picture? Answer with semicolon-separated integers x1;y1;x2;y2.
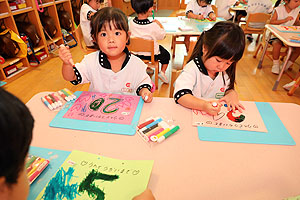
0;0;75;82
112;0;134;16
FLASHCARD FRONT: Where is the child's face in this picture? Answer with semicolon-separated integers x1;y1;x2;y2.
203;56;233;75
0;167;29;200
198;0;208;7
97;21;129;59
88;0;102;10
286;0;300;10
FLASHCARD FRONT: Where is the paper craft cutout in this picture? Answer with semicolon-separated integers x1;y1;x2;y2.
63;91;140;125
37;150;154;200
272;25;300;33
192;101;267;132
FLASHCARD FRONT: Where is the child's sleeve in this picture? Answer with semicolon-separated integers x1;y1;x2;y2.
80;4;94;21
71;54;93;85
135;60;152;95
152;23;166;40
206;5;214;18
185;1;194;15
173;62;197;101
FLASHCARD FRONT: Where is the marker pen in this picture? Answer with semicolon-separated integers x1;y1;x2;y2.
157;125;180;143
143;95;148;101
64;88;76;100
152;9;155;20
41;97;53;110
58;90;69;101
140;118;162;133
147;127;164;139
137;118;154;129
52;93;63;107
150;127;170;142
48;94;59;108
61;89;71;101
44;95;56;109
211;102;218;107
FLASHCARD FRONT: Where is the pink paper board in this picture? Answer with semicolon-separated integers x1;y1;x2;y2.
63;91;140;125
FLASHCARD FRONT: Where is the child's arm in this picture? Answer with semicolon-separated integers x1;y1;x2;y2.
208;12;216;21
177;94;221;116
132;189;155;200
153;19;164;29
270;11;294;25
59;45;76;81
187;12;205;20
139;88;153;103
219;89;244;112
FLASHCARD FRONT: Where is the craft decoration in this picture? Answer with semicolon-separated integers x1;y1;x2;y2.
37;150;154;200
192;101;267;133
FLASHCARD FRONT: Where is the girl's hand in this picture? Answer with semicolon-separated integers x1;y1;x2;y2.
286;16;294;22
59;45;74;66
139;88;153;103
197;14;204;20
203;100;221;116
209;13;216;21
219;90;244;112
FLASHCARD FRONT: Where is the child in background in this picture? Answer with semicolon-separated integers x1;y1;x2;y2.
80;0;103;48
186;0;216;20
129;0;170;84
0;88;155;199
60;7;153;102
235;0;248;23
174;21;245;116
270;0;300;75
0;88;33;200
215;0;237;20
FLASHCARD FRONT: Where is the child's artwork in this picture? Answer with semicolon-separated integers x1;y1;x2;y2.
272;25;300;33
37;150;154;200
192;101;268;133
63;91;140;125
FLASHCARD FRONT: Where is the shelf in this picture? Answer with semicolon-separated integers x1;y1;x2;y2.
0;57;22;69
6;66;28;79
27;45;45;56
47;36;62;45
41;2;54;8
0;12;9;19
55;0;69;4
12;7;33;15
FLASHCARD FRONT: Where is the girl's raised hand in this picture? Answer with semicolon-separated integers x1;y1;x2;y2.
219;90;245;112
203;100;221;116
59;44;74;66
139;88;153;103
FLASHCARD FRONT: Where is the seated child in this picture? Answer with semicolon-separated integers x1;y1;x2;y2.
270;0;300;75
174;21;245;116
60;7;153;103
80;0;104;48
215;0;237;20
0;88;33;200
129;0;170;84
0;88;155;200
186;0;216;20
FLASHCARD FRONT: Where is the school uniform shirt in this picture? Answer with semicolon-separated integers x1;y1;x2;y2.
80;3;96;47
173;56;230;103
71;48;152;96
246;0;273;28
185;0;214;18
275;4;300;26
129;17;165;56
215;0;236;20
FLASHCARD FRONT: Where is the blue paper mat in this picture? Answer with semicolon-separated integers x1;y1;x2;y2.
0;81;6;87
198;102;295;145
49;91;144;135
28;146;70;200
272;25;300;33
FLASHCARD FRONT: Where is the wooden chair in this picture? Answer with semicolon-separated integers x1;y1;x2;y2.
241;13;271;43
127;37;159;89
74;24;97;54
169;41;197;98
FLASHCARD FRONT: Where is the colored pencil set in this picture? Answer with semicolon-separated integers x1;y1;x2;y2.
137;117;180;144
25;155;50;184
41;88;76;110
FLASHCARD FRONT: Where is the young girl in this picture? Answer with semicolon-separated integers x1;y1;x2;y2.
173;21;245;116
186;0;216;20
60;7;153;102
80;0;103;48
270;0;300;75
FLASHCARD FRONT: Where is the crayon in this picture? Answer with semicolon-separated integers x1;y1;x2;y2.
64;88;76;100
157;125;180;143
41;97;53;110
137;118;155;129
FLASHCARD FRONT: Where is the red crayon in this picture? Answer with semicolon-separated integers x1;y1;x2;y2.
137;119;155;129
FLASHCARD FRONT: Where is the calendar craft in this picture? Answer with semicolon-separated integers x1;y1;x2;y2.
37;150;154;200
63;91;140;125
272;25;300;33
192;101;267;133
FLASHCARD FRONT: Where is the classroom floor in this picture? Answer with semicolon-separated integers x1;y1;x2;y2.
3;10;300;105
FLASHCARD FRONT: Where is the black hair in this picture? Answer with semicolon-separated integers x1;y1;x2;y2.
189;21;245;90
131;0;154;14
0;88;33;185
198;0;212;4
90;7;129;49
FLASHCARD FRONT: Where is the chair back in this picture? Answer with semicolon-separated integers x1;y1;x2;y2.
74;24;96;54
211;5;218;17
244;13;271;33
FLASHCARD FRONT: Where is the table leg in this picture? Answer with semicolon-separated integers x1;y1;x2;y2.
272;46;292;91
257;32;272;69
